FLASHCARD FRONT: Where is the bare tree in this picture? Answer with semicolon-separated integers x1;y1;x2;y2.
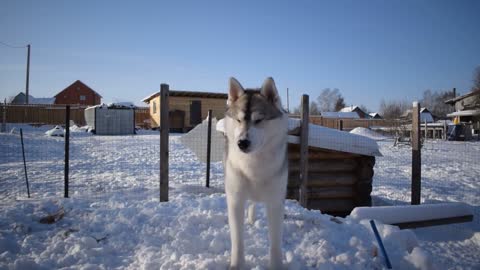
310;101;320;115
420;89;455;119
334;96;346;112
379;99;410;120
317;88;344;112
359;105;370;114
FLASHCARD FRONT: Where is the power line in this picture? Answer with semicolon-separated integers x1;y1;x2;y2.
0;41;27;49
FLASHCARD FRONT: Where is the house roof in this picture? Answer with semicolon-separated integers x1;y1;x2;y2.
369;112;382;118
142;90;228;103
54;80;102;98
9;92;54;104
340;106;359;113
445;90;480;105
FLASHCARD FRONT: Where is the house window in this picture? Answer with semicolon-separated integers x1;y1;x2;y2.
80;95;86;101
153;101;157;114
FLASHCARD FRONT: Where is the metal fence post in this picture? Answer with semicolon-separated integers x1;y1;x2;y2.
206;110;212;188
411;102;421;205
64;106;70;198
299;94;309;208
160;84;169;202
20;128;30;198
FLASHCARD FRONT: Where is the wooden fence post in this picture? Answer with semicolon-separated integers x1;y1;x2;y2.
64;106;70;198
443;121;447;140
1;99;6;132
424;120;428;140
299;94;309;208
411;102;421;205
206;110;212;188
160;84;169;202
339;120;343;131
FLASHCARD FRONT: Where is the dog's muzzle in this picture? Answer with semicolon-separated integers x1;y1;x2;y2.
237;139;250;152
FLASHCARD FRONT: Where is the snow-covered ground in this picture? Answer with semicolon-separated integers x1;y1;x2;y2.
0;124;479;269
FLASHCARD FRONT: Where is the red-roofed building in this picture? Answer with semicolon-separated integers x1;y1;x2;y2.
54;80;102;106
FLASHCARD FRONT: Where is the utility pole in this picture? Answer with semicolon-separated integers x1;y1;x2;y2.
25;44;30;104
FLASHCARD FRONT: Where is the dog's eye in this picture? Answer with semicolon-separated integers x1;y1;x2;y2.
254;119;263;125
237;119;241;123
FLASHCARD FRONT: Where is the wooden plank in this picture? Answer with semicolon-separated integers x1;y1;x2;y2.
309;186;355;199
411;102;421;205
306;199;355;212
160;84;169;202
288;144;361;160
289;159;358;173
289;172;357;187
392;215;473;229
299;94;309;208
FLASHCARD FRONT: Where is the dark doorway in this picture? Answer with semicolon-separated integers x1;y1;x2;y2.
190;100;202;126
169;110;185;133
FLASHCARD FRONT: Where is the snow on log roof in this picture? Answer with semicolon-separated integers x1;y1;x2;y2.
287;118;382;157
215;118;381;157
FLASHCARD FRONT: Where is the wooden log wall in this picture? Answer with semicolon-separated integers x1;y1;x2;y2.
287;143;375;216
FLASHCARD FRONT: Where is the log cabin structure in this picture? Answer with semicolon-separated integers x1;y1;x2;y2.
287;119;381;216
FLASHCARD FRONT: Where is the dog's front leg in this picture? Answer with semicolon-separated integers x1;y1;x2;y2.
227;194;246;269
266;200;285;270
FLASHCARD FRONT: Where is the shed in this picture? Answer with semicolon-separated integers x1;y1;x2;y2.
84;103;136;135
287;119;381;216
142;90;228;132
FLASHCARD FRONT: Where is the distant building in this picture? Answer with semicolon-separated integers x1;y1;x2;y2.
369;112;383;119
445;90;480;135
142;90;228;132
54;80;102;106
401;107;434;123
9;92;54;104
340;106;370;119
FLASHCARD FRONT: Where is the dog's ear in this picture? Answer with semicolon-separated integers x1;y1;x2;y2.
228;77;245;106
261;77;282;107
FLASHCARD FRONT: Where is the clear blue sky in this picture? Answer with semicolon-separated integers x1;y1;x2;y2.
1;0;479;112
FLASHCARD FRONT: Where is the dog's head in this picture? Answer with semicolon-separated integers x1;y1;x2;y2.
225;77;286;154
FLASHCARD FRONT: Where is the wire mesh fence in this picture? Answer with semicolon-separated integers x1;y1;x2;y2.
0;105;160;203
1;100;478;222
0;123;65;202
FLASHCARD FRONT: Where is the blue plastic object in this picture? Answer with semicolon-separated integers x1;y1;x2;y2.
370;220;392;269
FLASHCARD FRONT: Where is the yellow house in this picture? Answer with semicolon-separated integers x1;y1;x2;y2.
142;90;228;132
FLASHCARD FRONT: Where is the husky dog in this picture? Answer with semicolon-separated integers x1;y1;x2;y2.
224;77;288;269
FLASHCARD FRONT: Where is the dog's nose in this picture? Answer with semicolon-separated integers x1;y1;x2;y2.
237;139;250;151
